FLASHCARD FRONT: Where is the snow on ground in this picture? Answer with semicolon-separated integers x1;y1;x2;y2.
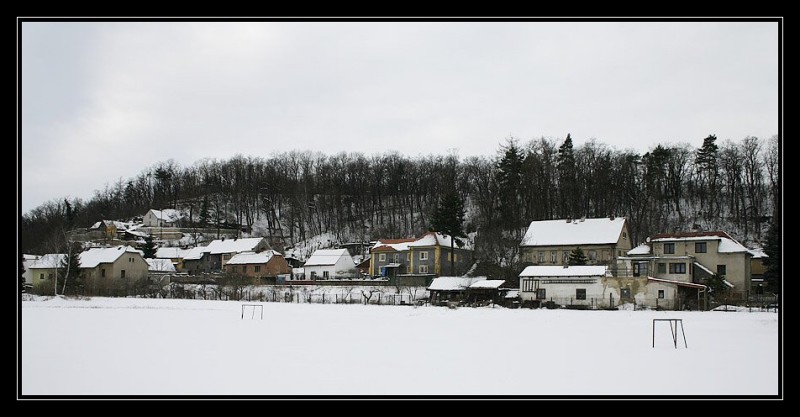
19;295;781;398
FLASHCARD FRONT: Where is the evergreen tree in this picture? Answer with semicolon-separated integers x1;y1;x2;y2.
695;134;719;218
762;214;781;294
430;191;467;276
557;134;578;218
568;247;587;265
199;195;210;227
141;235;157;259
495;137;524;233
58;241;83;296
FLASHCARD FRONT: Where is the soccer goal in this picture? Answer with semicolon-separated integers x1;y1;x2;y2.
652;318;687;348
241;304;264;320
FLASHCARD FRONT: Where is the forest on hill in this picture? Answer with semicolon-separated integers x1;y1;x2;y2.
20;133;780;284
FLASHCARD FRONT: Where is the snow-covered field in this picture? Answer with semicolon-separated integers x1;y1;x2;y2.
19;295;781;398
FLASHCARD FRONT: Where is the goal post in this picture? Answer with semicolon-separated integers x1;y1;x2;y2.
242;304;264;320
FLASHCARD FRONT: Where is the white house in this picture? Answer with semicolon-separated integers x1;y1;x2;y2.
22;254;41;287
302;249;357;280
146;258;177;274
519;265;610;308
143;209;184;227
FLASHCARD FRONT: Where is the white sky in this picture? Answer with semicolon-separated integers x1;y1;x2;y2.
20;295;779;397
19;19;780;214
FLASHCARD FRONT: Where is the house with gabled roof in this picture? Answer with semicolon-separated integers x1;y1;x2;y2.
303;248;357;280
28;254;66;295
143;209;184;227
181;245;208;275
426;276;488;306
80;246;149;296
519;217;631;271
203;237;271;272
369;232;474;278
625;230;752;302
224;250;291;281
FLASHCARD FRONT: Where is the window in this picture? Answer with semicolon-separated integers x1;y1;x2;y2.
242;265;247;273
576;289;586;300
39;273;44;280
588;250;597;261
254;265;261;273
48;273;53;280
621;288;631;299
407;265;412;273
717;265;726;276
663;243;675;254
633;263;641;277
538;251;545;263
695;242;707;253
120;270;126;278
669;263;686;274
310;271;317;279
419;251;428;260
536;288;546;300
323;271;329;279
101;268;106;278
521;279;537;292
657;263;666;274
551;251;557;263
658;289;665;299
447;252;451;261
563;252;569;264
622;231;627;239
378;253;386;262
419;265;428;274
406;253;411;261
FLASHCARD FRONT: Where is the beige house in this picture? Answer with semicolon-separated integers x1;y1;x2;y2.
625;231;753;301
519;217;632;271
80;246;150;295
224;250;291;281
203;237;272;271
28;254;66;295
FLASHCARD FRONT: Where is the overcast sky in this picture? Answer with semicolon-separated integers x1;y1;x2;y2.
19;19;780;214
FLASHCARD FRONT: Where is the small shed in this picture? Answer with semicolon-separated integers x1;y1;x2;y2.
427;276;488;306
465;279;506;306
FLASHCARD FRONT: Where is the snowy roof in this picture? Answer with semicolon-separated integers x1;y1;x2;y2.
79;246;141;268
469;280;505;289
204;238;266;255
182;246;207;261
650;231;750;254
748;247;768;258
226;250;281;265
505;290;520;298
24;254;41;261
519;265;607;277
149;209;183;222
304;249;349;266
29;254;66;269
427;276;487;291
146;258;176;272
407;232;474;250
520;217;627;247
627;244;651;256
371;238;416;252
155;247;187;259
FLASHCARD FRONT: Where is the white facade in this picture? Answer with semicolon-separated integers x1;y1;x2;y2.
303;249;357;279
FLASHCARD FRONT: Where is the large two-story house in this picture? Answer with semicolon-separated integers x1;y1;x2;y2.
519;217;632;269
625;231;753;300
369;232;474;278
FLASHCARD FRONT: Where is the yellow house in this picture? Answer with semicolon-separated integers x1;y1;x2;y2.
80;246;150;296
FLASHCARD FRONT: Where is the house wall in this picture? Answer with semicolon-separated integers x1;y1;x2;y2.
518;276;683;309
305;255;357;279
23;258;38;285
371;249;408;276
650;239;751;292
408;246;472;276
83;255;150;295
30;268;60;295
224;256;291;278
